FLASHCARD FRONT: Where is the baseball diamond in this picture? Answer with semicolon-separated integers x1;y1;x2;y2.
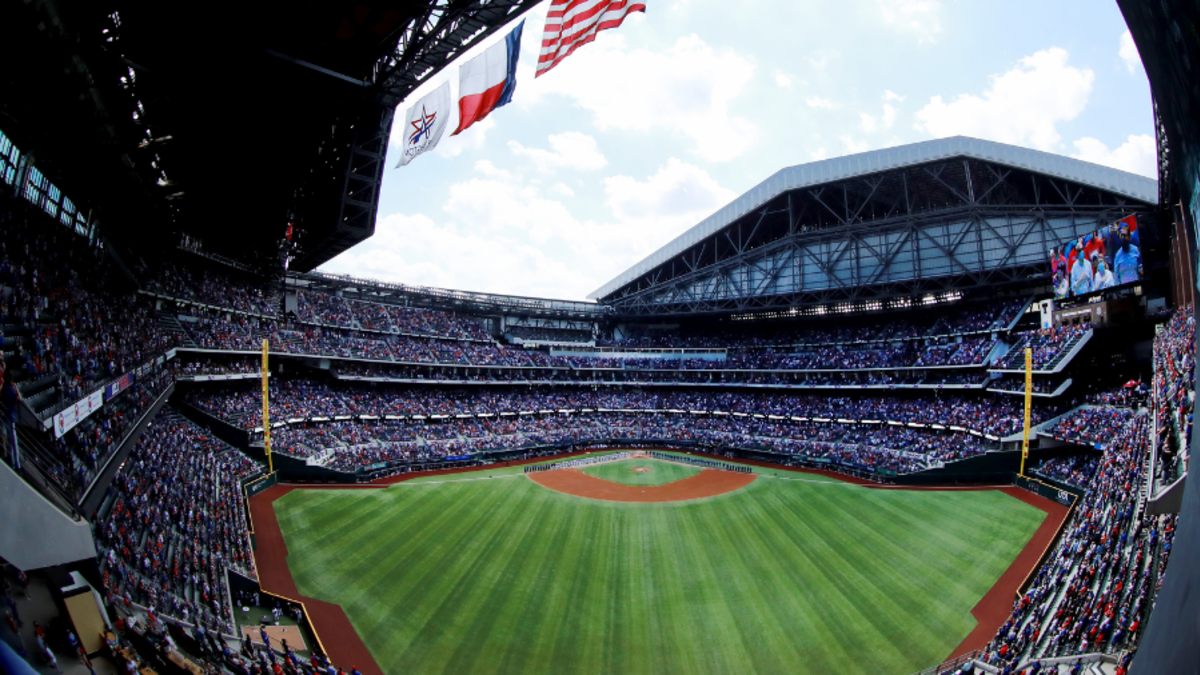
257;455;1059;675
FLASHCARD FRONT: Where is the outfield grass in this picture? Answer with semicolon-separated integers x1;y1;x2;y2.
276;470;1045;675
582;458;701;486
397;451;840;485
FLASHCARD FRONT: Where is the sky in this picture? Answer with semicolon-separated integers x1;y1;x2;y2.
319;0;1154;301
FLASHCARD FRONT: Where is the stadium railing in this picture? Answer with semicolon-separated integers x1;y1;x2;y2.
907;649;982;675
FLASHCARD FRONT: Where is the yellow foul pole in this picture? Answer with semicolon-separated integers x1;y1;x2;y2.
261;336;273;473
1020;346;1032;477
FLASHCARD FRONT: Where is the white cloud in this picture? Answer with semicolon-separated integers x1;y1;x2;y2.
806;96;837;109
596;159;736;277
878;0;941;42
775;72;793;88
810;148;829;161
861;101;898;133
442;170;580;246
840;136;870;153
1072;134;1156;178
914;47;1094;150
433;117;494;159
527;34;759;162
508;132;608;173
884;90;905;102
1119;30;1142;74
319;212;582;299
881;103;897;128
606;158;733;225
323;159;733;299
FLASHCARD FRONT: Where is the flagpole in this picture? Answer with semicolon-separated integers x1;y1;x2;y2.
262;339;273;474
1020;346;1032;477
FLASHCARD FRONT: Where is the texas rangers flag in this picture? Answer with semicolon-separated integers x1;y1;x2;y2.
453;20;524;136
395;81;451;167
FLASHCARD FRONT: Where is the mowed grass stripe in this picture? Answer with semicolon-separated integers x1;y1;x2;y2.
649;505;707;675
710;500;787;673
438;484;566;675
719;486;830;672
798;486;947;671
370;483;540;672
398;482;541;674
480;485;580;675
276;474;1046;675
759;482;882;671
788;485;972;671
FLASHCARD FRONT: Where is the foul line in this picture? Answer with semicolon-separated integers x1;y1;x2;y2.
389;474;526;486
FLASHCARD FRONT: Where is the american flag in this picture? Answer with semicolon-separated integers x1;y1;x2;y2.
536;0;646;78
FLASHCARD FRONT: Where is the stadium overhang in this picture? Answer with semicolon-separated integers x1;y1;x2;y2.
0;0;540;273
592;137;1157;316
290;271;612;320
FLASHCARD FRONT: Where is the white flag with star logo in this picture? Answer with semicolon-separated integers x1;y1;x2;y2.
396;81;451;167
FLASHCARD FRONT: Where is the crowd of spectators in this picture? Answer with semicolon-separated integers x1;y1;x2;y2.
139;261;276;315
993;326;1089;371
988;375;1066;394
186;381;1053;439
42;364;175;499
980;412;1177;669
94;410;262;635
0;193;173;414
1031;453;1102;489
181;314;1005;377
1049;406;1140;448
328;360;992;388
1151;306;1193;489
601;297;1027;350
177;356;259;378
265;410;984;474
506;325;593;343
295;291;490;340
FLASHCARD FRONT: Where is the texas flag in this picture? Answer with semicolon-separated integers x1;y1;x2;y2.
453;20;524;136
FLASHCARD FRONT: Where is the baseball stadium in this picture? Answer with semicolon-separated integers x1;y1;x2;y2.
0;2;1198;675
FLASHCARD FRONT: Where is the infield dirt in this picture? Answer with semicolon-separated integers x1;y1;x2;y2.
528;467;755;502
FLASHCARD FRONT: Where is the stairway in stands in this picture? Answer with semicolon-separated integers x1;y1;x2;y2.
157;312;196;347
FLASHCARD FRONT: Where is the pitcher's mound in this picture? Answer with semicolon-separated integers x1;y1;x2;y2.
530;468;755;502
630;467;652;473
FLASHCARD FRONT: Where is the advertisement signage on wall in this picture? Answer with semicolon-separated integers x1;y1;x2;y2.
105;373;134;401
53;388;106;439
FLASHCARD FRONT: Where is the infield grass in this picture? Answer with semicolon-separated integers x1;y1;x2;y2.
276;466;1045;675
582;458;701;486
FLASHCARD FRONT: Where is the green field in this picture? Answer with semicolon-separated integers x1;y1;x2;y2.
582;458;702;486
275;465;1045;675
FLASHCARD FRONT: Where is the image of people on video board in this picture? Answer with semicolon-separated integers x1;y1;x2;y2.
1051;215;1140;299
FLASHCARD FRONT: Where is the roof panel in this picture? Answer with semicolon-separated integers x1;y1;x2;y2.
590;135;1157;299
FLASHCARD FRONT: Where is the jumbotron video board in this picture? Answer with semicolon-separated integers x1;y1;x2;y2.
1050;215;1142;299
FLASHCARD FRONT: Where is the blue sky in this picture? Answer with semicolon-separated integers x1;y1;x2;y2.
320;0;1153;301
